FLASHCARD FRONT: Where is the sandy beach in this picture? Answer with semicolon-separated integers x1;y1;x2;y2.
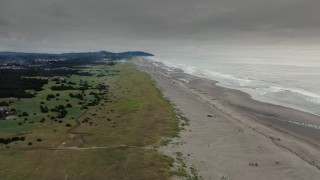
134;58;320;180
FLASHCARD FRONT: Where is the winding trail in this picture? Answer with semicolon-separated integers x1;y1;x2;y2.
64;109;93;148
67;109;91;136
1;109;105;151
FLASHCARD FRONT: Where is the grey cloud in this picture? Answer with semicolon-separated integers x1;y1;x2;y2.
0;0;319;54
0;17;10;26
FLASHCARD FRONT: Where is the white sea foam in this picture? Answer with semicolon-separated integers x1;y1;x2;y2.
147;56;320;116
177;78;190;84
285;120;320;130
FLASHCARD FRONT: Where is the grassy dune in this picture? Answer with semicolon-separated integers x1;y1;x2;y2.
0;62;182;179
0;148;174;179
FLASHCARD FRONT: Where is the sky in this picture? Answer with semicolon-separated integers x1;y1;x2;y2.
0;0;320;58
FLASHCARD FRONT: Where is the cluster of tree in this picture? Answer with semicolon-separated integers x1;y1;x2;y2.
40;105;49;113
51;84;76;91
0;69;50;98
0;136;25;145
96;84;108;91
52;78;67;83
82;117;90;123
0;102;9;106
0;90;34;99
87;92;103;107
51;83;92;91
78;81;92;91
0;50;154;98
67;81;76;85
46;94;56;101
51;105;68;119
18;112;29;117
0;66;80;77
40;118;46;123
78;85;90;91
69;93;84;100
0;51;153;64
49;103;72;119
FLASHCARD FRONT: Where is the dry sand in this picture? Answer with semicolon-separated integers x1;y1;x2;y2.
134;58;320;180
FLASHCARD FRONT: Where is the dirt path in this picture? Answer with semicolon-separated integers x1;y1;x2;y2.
1;109;94;151
63;109;93;148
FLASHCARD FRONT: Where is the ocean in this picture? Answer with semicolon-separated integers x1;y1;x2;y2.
148;55;320;116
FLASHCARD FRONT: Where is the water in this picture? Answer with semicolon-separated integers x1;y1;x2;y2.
148;55;320;115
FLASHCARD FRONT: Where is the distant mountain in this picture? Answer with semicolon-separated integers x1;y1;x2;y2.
0;51;154;61
116;51;155;57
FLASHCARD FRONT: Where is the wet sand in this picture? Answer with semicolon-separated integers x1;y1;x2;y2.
134;58;320;180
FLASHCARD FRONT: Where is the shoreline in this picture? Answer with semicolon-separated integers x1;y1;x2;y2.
134;58;320;179
151;57;320;117
142;58;320;143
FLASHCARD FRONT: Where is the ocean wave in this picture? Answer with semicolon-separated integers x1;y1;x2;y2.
156;58;252;85
201;70;252;84
147;56;320;115
284;119;320;130
264;86;320;105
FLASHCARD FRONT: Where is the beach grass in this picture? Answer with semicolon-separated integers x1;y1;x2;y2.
0;62;181;179
0;147;174;180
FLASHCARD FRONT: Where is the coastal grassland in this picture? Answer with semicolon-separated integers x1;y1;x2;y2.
75;63;179;147
0;75;100;147
0;148;174;179
0;62;182;179
0;64;121;147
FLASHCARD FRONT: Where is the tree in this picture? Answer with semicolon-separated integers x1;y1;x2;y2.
22;112;29;116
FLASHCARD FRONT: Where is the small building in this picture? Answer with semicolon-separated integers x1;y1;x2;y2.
0;107;9;119
52;76;66;82
5;115;17;120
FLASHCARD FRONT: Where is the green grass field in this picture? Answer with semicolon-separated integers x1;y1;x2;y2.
0;62;185;179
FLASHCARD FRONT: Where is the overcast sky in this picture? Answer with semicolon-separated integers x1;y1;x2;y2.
1;0;320;57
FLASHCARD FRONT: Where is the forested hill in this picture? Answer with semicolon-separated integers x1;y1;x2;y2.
0;51;154;62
